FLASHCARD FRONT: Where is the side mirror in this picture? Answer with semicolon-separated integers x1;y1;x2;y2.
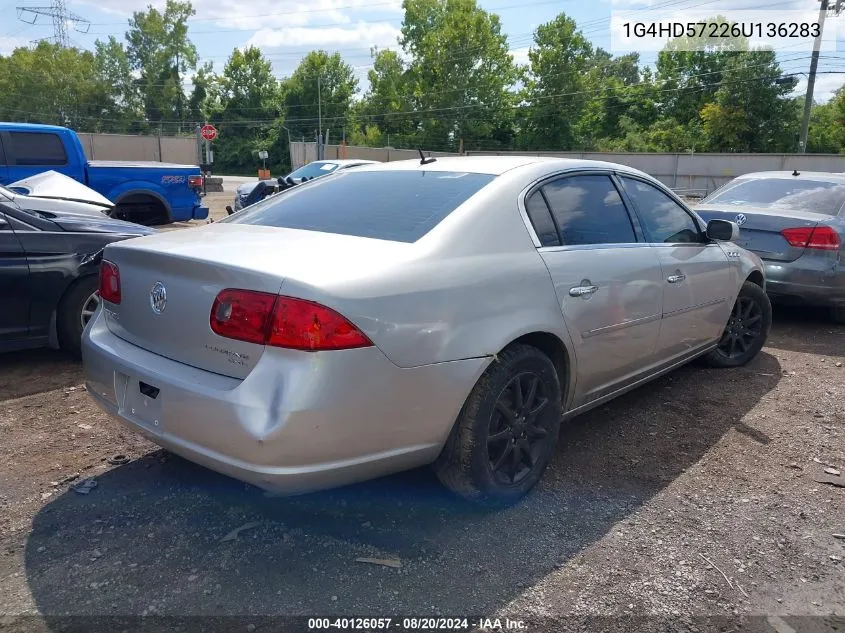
225;205;234;216
706;219;739;242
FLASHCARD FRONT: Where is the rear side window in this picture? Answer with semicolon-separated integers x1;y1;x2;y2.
524;191;561;247
620;177;702;244
541;175;637;245
225;170;496;243
8;132;68;166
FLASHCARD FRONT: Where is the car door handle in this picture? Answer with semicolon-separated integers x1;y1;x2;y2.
667;274;686;284
569;285;599;297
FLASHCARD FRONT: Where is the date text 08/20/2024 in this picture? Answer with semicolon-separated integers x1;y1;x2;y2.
307;618;527;631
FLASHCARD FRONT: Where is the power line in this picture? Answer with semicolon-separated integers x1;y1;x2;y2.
15;0;89;47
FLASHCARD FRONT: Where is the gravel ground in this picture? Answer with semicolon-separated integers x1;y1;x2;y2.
0;198;843;632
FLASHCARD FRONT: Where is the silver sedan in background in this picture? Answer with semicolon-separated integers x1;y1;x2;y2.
82;157;769;505
695;171;845;323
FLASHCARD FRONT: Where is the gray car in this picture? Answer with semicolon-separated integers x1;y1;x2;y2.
695;171;845;323
82;157;769;504
232;159;378;211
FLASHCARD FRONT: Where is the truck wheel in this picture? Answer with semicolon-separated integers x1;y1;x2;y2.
703;281;772;368
112;194;170;226
432;344;562;506
57;276;100;359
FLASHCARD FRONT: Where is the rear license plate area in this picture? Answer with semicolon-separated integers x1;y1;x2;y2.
115;372;164;435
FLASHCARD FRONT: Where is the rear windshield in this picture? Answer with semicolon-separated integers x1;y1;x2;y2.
705;178;845;216
223;170;496;242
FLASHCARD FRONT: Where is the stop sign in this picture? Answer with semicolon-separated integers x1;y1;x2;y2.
201;124;217;141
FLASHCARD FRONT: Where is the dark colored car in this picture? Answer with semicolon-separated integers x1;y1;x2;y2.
696;171;845;323
0;177;154;357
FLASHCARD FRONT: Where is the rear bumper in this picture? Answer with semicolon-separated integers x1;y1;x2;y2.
763;254;845;307
192;204;209;220
81;309;486;494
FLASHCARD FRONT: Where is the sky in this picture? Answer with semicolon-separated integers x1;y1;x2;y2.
1;0;844;102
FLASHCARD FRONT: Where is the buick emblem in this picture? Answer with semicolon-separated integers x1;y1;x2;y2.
735;213;747;226
150;281;167;314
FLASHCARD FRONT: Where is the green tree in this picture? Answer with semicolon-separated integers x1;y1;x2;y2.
187;61;215;124
210;47;283;173
356;47;414;145
400;0;518;151
0;42;118;131
655;16;741;125
575;53;660;149
281;50;358;143
701;49;797;152
520;13;596;150
126;0;198;132
807;91;845;153
93;36;143;132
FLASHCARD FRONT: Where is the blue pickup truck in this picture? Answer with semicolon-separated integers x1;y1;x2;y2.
0;123;208;225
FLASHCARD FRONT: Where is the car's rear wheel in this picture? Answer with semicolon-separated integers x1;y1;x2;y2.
704;281;771;368
57;276;100;359
433;344;562;505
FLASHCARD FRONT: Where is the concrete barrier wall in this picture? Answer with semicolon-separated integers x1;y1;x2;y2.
289;142;460;170
77;133;198;165
465;150;845;194
289;142;845;194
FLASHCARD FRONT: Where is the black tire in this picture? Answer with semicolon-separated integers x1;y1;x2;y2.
111;194;170;226
830;306;845;325
703;281;771;368
57;276;100;359
432;343;563;506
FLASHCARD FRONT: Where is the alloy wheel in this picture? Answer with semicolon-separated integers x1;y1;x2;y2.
80;291;101;330
718;295;763;359
487;372;551;485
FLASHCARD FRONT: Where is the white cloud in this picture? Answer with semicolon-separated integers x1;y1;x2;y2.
0;36;30;55
247;21;400;49
77;0;402;31
793;72;845;102
510;46;531;67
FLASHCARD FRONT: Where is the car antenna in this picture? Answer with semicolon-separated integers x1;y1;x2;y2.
792;169;800;176
418;148;437;165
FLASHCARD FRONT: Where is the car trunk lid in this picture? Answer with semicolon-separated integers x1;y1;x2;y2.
100;223;413;379
695;205;833;262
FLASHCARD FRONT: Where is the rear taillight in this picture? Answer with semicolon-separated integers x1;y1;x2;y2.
267;296;373;351
209;289;372;351
99;260;121;304
188;175;204;189
781;226;841;251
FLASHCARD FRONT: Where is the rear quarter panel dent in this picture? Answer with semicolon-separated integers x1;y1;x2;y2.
280;250;574;371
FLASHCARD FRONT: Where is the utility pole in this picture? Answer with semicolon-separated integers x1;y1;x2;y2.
16;0;89;47
316;75;324;161
799;0;843;152
317;75;322;148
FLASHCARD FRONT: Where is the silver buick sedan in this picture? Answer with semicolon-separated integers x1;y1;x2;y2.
82;157;770;504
